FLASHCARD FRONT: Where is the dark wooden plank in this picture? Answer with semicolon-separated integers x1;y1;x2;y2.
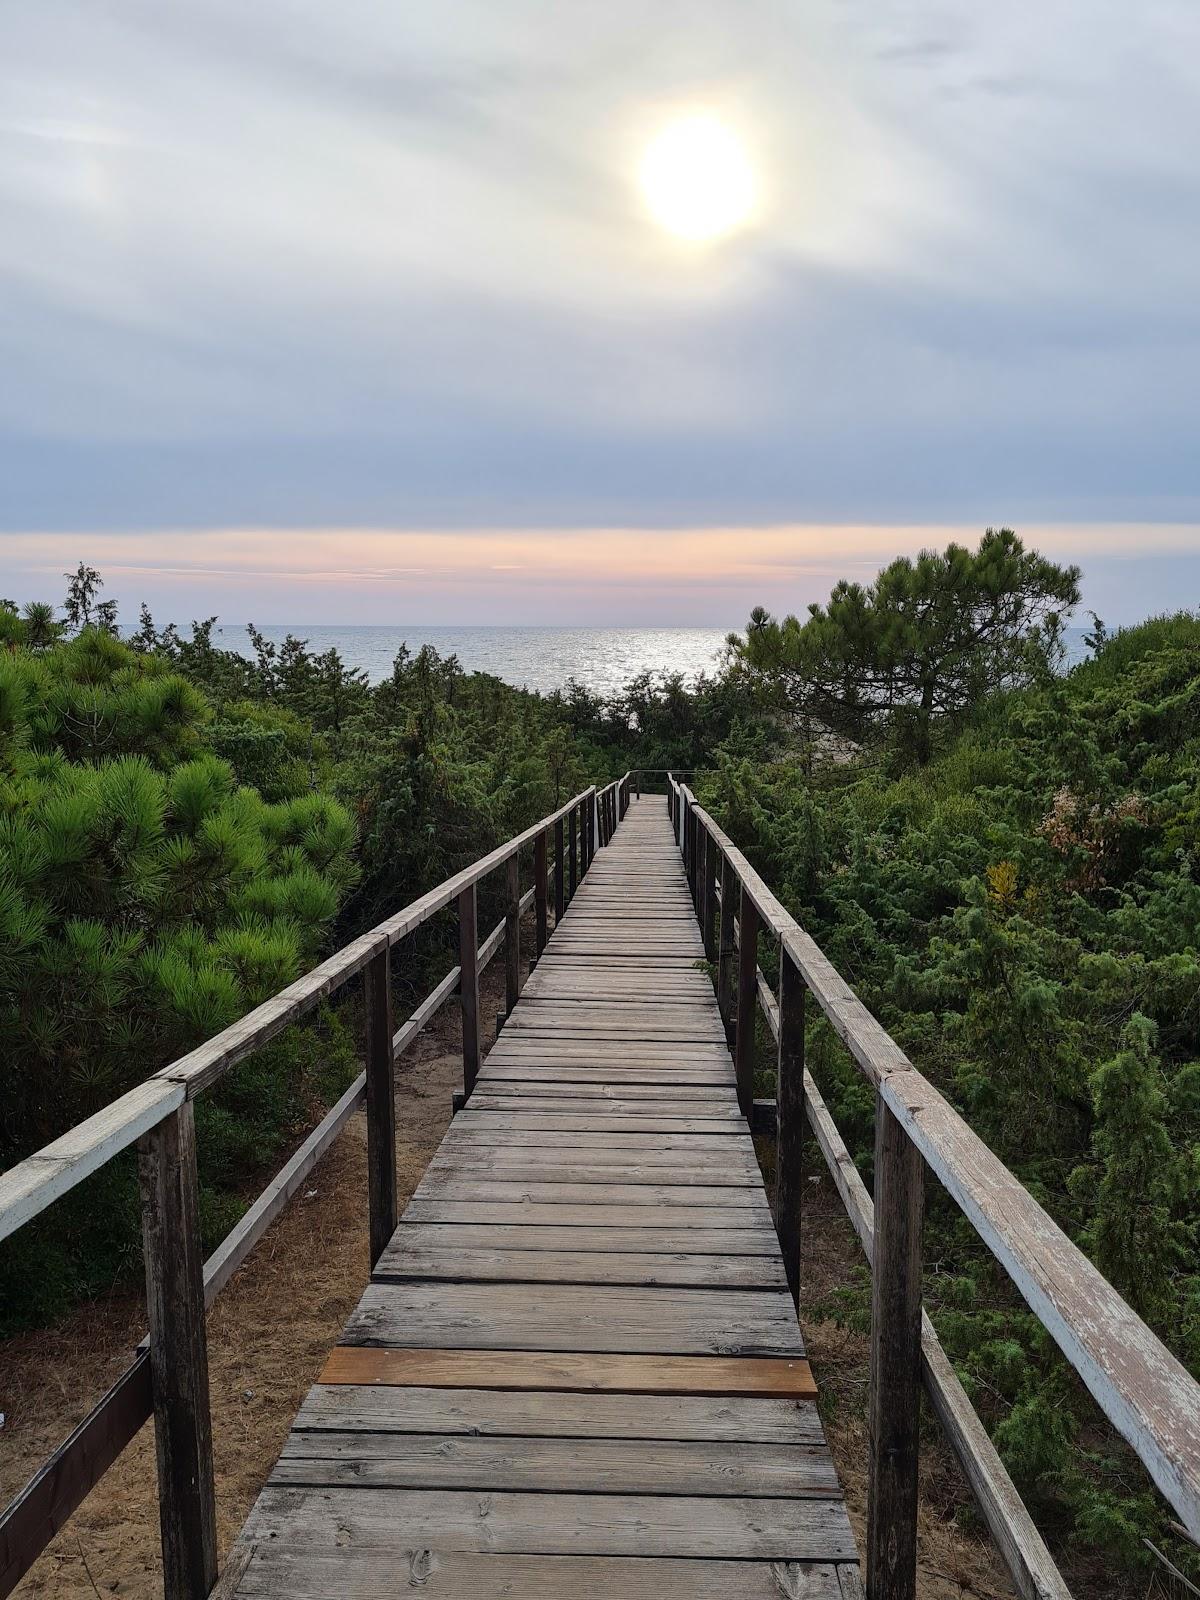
138;1103;218;1600
0;1354;152;1598
319;1345;817;1397
412;1177;768;1207
867;1097;925;1600
776;947;805;1307
364;946;397;1269
458;884;481;1096
273;1432;839;1496
404;1200;769;1227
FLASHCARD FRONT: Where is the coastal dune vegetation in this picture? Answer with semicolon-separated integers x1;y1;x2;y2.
2;537;1198;1592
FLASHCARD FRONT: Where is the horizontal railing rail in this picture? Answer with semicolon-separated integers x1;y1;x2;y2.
0;781;630;1600
667;775;1200;1600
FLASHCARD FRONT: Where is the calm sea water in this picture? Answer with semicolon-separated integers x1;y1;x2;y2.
220;625;733;697
212;623;1091;698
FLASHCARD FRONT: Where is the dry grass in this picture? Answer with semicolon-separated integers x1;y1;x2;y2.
1;956;502;1599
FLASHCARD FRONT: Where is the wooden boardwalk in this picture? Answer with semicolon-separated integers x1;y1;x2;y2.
229;798;860;1598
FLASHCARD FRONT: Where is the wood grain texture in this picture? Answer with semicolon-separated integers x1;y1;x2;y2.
320;1345;817;1396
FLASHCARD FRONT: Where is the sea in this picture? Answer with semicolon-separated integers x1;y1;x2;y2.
218;625;733;698
209;622;1093;699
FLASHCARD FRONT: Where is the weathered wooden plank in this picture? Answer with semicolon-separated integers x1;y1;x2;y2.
412;1177;768;1207
293;1384;825;1443
241;1486;854;1561
403;1199;769;1228
234;1549;848;1599
0;1077;184;1245
344;1281;803;1356
425;1160;761;1189
364;946;397;1269
373;1244;787;1289
453;1113;747;1135
385;1222;780;1256
866;1098;924;1600
273;1432;839;1496
138;1103;218;1600
320;1345;816;1396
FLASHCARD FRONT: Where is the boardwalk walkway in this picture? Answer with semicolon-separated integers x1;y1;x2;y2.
228;797;860;1598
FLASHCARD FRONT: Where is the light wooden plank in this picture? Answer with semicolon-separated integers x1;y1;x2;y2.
342;1282;802;1356
373;1245;787;1289
235;1549;848;1598
241;1486;854;1561
385;1222;780;1256
292;1383;825;1442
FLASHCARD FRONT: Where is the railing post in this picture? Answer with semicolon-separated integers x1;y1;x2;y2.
535;829;549;956
554;817;565;922
568;804;578;898
505;853;521;1015
138;1102;218;1600
586;791;595;868
701;825;717;961
364;944;397;1267
776;946;805;1307
636;770;641;799
734;883;759;1118
458;883;480;1096
717;851;736;1042
868;1097;925;1600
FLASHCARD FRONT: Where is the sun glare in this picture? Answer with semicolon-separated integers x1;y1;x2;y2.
639;113;757;244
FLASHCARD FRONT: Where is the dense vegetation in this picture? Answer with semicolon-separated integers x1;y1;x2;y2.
3;542;1196;1589
707;543;1199;1585
0;566;762;1328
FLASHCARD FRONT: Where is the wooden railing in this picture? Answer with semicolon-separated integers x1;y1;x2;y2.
0;778;633;1600
667;774;1200;1600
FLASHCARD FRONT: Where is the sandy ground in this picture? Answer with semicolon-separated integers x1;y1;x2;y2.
5;942;1043;1600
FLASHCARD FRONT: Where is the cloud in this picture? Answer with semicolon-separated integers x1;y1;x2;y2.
0;0;1197;542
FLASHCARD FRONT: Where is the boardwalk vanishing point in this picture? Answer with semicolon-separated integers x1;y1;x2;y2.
228;797;860;1597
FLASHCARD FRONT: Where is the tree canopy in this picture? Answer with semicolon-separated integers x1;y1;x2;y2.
734;529;1081;762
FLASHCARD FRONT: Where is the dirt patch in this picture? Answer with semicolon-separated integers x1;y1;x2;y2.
2;948;520;1600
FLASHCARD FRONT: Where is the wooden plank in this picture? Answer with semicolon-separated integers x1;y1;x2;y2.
412;1177;768;1207
385;1222;780;1256
0;1354;152;1599
138;1103;218;1600
425;1161;760;1190
443;1128;757;1151
776;948;805;1307
458;884;481;1097
234;1550;848;1599
364;946;397;1269
405;1200;782;1228
734;882;760;1117
293;1383;825;1442
0;1077;184;1245
866;1097;924;1600
373;1244;787;1289
241;1485;854;1561
273;1432;839;1496
452;1114;747;1135
293;1384;825;1443
319;1345;816;1397
504;853;520;1015
342;1282;802;1356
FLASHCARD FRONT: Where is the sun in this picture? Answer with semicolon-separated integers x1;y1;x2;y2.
638;113;757;244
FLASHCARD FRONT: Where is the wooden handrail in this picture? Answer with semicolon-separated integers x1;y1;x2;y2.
668;776;1200;1596
0;787;611;1600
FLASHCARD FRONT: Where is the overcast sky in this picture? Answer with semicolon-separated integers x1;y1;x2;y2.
3;1;1199;623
